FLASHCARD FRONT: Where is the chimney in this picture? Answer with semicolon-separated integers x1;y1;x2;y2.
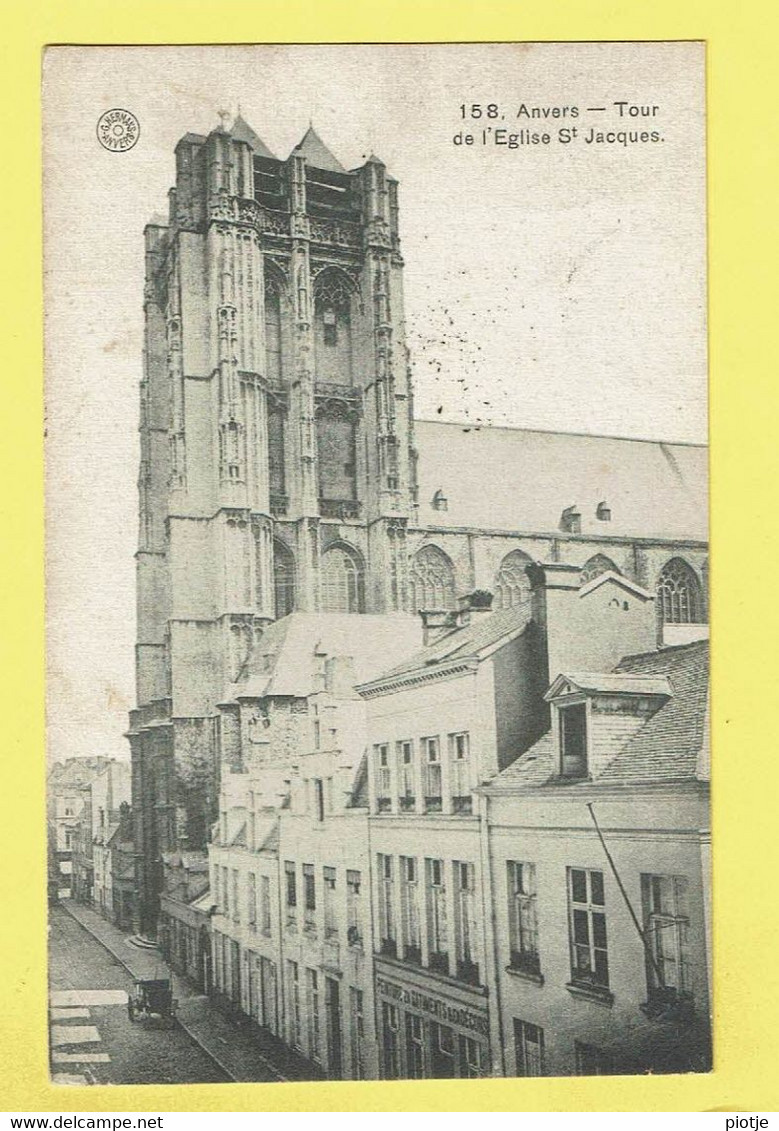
529;561;657;688
455;591;494;627
419;609;456;646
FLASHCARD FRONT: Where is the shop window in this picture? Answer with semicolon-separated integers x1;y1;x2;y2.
641;874;693;1011
382;1002;401;1079
306;969;321;1062
374;743;392;812
425;858;449;975
459;1035;488;1078
560;703;587;778
423;737;442;812
449;732;472;814
397;740;415;811
287;960;301;1049
405;1013;426;1079
568;868;609;992
507;861;540;976
575;1041;615;1076
514;1019;545;1077
409;545;456;612
349;987;366;1080
430;1023;457;1078
400;856;421;964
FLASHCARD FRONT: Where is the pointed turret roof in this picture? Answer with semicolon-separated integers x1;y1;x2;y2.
291;126;346;173
230;114;277;160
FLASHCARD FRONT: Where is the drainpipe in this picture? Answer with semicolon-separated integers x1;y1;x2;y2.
478;789;508;1078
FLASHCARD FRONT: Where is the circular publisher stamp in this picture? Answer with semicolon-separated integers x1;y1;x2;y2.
96;108;140;152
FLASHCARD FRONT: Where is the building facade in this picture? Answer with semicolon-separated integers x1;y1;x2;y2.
127;114;710;1058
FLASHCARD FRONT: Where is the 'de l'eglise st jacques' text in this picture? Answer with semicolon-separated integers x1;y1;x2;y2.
452;101;665;148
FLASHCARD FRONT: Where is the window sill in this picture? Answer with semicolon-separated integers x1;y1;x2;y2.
565;981;614;1007
506;965;544;987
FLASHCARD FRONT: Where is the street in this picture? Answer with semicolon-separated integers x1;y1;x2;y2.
48;905;229;1086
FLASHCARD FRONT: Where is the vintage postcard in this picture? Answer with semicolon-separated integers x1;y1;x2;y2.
43;42;709;1089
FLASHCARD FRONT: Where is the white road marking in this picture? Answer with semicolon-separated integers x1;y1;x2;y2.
50;989;127;1007
50;1007;91;1020
51;1073;90;1085
52;1052;111;1064
50;1025;101;1047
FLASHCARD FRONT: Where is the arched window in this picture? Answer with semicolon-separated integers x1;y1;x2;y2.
409;545;456;612
580;554;621;585
273;539;295;620
316;401;357;502
494;549;533;609
657;558;703;625
320;544;365;613
264;274;283;383
314;272;354;386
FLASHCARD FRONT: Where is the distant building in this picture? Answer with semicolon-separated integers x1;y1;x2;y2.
47;756;115;900
70;760;131;912
128;117;708;935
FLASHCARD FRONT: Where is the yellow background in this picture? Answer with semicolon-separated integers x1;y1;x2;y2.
1;0;776;1112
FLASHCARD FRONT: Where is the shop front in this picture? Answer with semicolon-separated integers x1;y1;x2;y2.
375;959;491;1079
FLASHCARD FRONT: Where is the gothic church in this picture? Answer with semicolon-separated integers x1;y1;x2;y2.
129;116;707;931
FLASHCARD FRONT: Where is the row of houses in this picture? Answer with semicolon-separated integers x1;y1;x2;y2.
157;563;711;1079
47;757;135;928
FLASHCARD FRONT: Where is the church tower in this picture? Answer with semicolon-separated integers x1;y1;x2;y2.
129;116;417;931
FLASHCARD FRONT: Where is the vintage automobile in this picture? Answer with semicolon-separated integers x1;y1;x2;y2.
127;978;177;1025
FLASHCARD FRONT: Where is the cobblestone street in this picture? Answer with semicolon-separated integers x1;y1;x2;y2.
48;904;229;1086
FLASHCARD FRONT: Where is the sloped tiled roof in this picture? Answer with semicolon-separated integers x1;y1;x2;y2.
291;126;346;173
231;115;277;159
601;640;709;783
415;421;708;542
235;613;423;700
348;752;369;808
488;640;709;790
547;672;673;699
360;603;532;689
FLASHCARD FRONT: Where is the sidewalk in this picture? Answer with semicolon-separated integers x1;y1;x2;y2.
60;899;322;1084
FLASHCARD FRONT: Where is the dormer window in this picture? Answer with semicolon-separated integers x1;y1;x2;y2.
596;501;611;522
560;506;581;535
560;703;587;778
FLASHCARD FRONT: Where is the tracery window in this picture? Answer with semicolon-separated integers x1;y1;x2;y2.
494;549;533;609
316;402;357;502
320;544;365;613
408;545;456;612
314;272;353;385
264;275;283;382
657;558;703;624
273;539;295;619
580;554;620;585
